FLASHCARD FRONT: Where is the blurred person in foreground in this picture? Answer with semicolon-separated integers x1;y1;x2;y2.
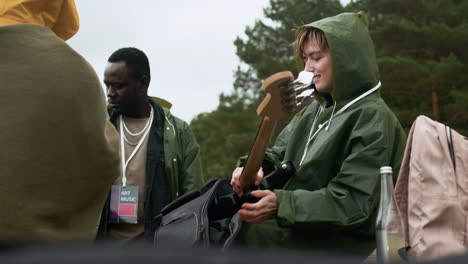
230;12;406;259
0;0;120;242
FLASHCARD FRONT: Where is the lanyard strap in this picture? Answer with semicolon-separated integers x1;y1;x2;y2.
299;81;381;166
119;105;154;186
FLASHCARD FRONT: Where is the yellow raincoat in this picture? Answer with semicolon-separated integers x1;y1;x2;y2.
0;0;79;40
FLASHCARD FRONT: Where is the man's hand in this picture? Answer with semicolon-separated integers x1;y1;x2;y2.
230;167;263;196
238;190;278;224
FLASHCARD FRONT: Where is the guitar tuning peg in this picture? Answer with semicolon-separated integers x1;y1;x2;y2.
296;96;314;108
292;71;315;98
293;71;314;85
278;71;315;113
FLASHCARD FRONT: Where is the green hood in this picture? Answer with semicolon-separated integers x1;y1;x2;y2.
300;12;379;104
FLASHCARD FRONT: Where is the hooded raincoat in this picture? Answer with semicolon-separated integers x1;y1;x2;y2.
239;12;407;257
0;0;120;241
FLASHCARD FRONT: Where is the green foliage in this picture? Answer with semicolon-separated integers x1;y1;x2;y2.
234;0;344;82
190;96;259;182
191;0;344;182
191;0;468;182
348;0;468;134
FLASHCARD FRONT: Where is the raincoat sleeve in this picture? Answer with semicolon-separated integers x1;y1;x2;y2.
178;121;204;193
274;107;405;231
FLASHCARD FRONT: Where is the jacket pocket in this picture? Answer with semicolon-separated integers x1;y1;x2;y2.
154;212;200;248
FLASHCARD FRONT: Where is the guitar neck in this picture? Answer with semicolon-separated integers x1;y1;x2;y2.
240;116;277;189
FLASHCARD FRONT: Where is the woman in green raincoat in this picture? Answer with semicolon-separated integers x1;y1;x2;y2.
231;12;407;258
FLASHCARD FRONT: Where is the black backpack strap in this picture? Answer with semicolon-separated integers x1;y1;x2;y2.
445;126;456;172
262;160;296;189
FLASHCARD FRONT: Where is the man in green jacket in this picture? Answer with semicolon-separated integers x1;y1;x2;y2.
231;12;406;258
97;47;203;242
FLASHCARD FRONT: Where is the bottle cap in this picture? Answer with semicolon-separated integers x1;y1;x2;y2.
380;166;393;175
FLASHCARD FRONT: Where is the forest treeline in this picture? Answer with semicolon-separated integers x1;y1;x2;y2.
190;0;468;182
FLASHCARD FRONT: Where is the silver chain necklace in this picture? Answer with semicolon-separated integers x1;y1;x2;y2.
121;106;154;146
122;106;153;136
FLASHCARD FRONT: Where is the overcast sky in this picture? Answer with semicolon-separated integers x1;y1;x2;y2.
68;0;350;122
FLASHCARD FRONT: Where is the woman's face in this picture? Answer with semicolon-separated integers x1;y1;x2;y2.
302;38;333;94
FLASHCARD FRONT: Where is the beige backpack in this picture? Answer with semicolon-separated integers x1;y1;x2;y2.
392;115;468;261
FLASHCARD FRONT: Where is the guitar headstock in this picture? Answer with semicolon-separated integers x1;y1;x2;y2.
256;71;315;120
239;71;313;189
256;71;295;121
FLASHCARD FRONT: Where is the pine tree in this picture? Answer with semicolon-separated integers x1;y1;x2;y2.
233;0;344;103
347;0;468;134
191;0;344;181
190;92;260;182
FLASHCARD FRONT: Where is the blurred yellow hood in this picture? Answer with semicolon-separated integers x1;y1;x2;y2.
0;0;79;40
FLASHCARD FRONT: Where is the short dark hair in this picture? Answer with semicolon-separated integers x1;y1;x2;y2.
293;27;329;64
108;47;150;79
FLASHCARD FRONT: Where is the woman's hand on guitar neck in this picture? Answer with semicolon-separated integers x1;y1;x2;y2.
230;167;264;196
231;167;278;224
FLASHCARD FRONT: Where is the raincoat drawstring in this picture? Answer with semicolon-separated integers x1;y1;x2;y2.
299;81;382;166
325;101;337;131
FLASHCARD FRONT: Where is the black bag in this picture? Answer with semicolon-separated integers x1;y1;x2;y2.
153;161;295;249
153;179;243;249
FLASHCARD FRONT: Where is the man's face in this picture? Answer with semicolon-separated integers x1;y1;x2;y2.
104;62;142;115
302;38;333;94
